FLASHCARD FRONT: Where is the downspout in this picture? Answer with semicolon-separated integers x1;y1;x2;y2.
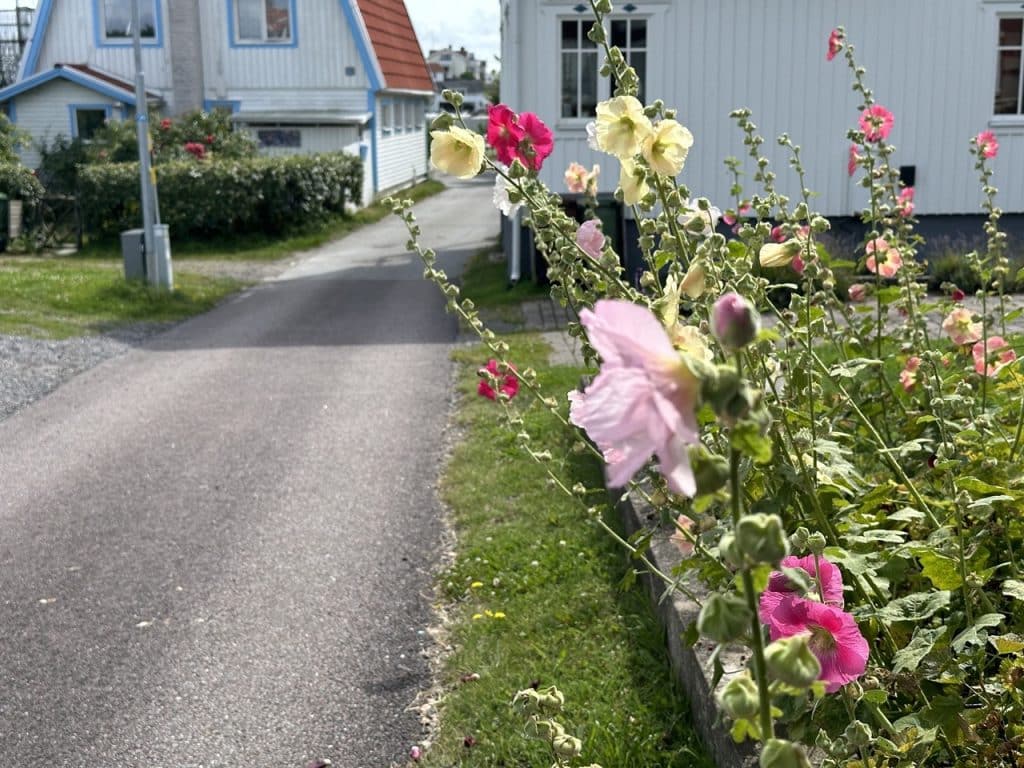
507;0;521;282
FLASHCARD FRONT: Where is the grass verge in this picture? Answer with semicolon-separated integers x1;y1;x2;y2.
0;257;243;338
458;244;550;309
421;335;713;768
75;179;445;262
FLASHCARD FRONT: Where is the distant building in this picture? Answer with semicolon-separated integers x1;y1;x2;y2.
426;45;486;81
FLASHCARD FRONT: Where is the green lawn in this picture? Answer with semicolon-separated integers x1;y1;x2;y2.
458;244;550;308
422;336;713;768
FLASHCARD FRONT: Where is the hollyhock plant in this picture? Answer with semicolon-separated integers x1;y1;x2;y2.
575;219;604;259
763;595;868;693
711;292;760;351
899;356;922;391
942;307;983;346
865;236;902;277
641;119;694;177
678;198;721;236
976;130;999;159
486;104;525;166
517;111;554;171
759;555;845;624
595;95;653;159
826;28;844;61
896;186;915;217
430;125;485;179
568;300;702;496
619;158;649;205
973;336;1017;377
478;359;519;401
858;104;894;142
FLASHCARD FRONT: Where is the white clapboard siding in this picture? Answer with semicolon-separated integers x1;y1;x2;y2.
376;129;428;192
504;0;1024;216
13;79;126;168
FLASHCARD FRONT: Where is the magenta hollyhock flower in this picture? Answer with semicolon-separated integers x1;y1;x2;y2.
568;300;701;496
765;595;869;693
952;287;966;302
847;144;860;177
478;359;519;400
770;225;786;244
759;555;845;626
575;219;604;259
973;336;1017;377
711;292;760;351
847;283;867;302
826;28;844;61
976;130;999;159
899;356;922;391
858;105;894;143
897;187;915;218
942;307;982;346
865;237;902;277
486;104;525;165
517;112;554;171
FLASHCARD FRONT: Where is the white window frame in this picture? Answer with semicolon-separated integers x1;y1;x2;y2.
99;0;158;43
986;0;1024;125
231;0;294;46
381;101;394;137
995;15;1024;116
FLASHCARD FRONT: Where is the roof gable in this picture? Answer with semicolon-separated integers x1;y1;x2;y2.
354;0;433;92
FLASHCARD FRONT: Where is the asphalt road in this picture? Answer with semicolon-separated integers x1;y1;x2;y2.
0;176;498;767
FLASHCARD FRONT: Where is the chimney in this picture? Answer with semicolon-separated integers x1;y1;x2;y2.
167;0;204;114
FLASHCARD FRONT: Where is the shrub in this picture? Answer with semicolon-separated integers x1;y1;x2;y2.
0;163;44;205
77;152;362;239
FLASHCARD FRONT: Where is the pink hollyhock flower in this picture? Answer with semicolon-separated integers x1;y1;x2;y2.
973;336;1017;377
848;283;867;302
942;307;982;346
976;130;999;159
826;28;844;61
847;144;860;177
792;253;807;276
764;595;868;693
899;356;922;391
760;555;845;624
770;225;786;244
865;237;902;277
568;300;701;496
486;104;525;166
565;161;589;193
576;219;604;259
858;105;894;143
896;187;915;217
517;112;554;171
670;514;696;557
478;359;519;400
711;292;760;351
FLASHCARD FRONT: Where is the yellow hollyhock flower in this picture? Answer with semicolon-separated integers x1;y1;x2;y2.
595;96;653;159
679;260;706;299
619;158;649;205
430;126;485;179
758;239;802;268
642;119;694;177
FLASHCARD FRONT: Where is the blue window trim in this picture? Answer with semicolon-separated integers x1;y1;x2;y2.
92;0;164;49
5;99;16;123
68;102;114;138
203;99;241;113
0;68;137;105
226;0;299;49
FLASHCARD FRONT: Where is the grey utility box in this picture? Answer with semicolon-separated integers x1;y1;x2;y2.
121;228;146;281
121;225;173;287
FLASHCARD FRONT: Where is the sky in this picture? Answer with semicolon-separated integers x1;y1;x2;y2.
0;0;503;75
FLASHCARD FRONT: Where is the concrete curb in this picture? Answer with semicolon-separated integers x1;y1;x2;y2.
614;490;757;768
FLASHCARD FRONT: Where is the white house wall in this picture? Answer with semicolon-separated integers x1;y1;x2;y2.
374;96;429;192
506;0;1024;217
13;78;125;168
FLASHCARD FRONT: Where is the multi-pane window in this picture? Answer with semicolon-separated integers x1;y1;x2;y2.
560;17;647;119
560;19;598;118
74;108;108;140
256;128;301;148
996;17;1024;114
234;0;292;44
102;0;156;39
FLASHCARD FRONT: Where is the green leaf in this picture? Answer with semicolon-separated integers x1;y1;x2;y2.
861;689;888;705
957;476;1016;497
877;591;951;622
951;613;1004;654
990;633;1024;654
893;627;947;675
888;507;925;523
828;357;882;379
917;551;963;590
1003;579;1024;602
729;420;773;464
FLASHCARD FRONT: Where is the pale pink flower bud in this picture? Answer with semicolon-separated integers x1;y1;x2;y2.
575;219;604;259
848;283;867;302
711;292;760;351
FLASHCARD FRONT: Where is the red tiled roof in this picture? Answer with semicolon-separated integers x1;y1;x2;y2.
57;63;161;100
355;0;434;92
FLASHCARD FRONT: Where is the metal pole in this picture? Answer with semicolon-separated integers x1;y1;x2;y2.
131;0;160;286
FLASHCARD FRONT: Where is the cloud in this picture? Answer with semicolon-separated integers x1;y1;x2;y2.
404;0;501;72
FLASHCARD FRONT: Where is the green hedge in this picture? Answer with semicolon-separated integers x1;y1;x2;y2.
78;152;363;238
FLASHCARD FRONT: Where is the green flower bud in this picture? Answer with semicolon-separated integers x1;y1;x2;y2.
806;532;827;556
718;532;743;568
735;513;789;564
844;720;873;748
430;112;454;131
760;739;812;768
764;636;822;688
553;733;583;758
718;675;761;720
697;593;752;644
691;447;730;495
790;526;810;550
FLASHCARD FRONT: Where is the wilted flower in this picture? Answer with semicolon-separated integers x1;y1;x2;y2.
619;158;649;205
865;237;902;277
430;126;485;179
670;514;696;556
826;28;844;61
595;95;653;159
641;118;694;177
942;307;982;345
976;130;999;159
973;336;1017;377
585;120;599;151
858;105;894;143
478;359;519;400
899;356;922;391
568;300;702;496
576;219;604;259
679;260;706;299
847;144;861;177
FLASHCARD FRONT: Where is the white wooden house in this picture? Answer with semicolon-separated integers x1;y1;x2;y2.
500;0;1024;270
0;0;435;203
